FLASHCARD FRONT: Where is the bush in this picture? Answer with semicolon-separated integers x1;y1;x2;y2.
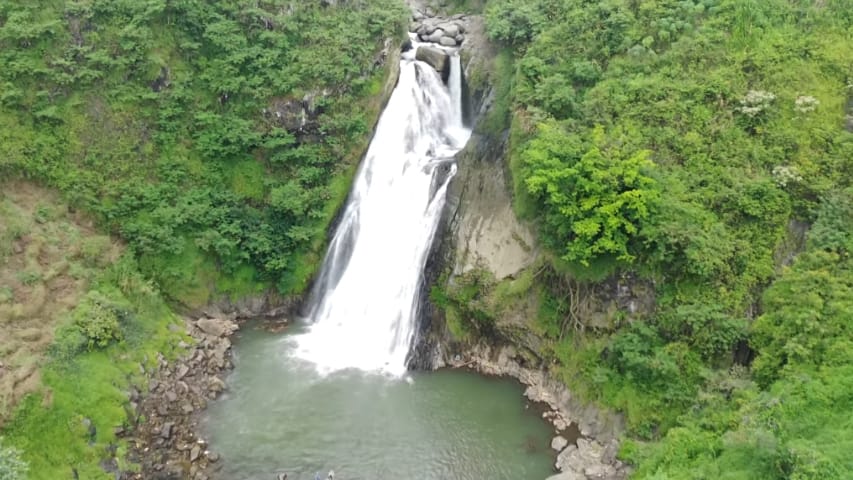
72;291;125;350
0;439;27;480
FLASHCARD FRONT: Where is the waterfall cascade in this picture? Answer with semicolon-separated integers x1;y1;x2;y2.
293;41;470;376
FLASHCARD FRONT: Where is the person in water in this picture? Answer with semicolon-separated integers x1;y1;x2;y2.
327;471;335;480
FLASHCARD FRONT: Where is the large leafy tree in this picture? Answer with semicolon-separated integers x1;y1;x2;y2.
521;122;658;266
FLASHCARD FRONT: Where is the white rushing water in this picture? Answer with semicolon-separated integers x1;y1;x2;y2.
292;44;470;376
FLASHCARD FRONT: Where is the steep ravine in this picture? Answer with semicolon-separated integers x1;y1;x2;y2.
410;4;632;479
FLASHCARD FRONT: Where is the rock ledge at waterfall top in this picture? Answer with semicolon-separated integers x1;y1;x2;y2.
408;6;470;47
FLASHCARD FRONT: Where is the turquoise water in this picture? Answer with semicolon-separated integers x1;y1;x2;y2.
202;325;556;480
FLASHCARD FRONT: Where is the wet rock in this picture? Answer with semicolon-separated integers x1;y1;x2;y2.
206;451;220;463
207;377;226;394
415;46;449;80
551;435;569;452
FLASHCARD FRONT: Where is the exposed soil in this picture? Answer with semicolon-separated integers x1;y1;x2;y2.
0;181;121;424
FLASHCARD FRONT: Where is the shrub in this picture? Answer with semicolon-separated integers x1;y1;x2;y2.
72;291;124;350
0;439;27;480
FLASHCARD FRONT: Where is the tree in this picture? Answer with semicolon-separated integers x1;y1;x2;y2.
522;122;658;267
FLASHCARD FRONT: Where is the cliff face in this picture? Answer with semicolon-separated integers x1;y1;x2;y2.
409;7;633;478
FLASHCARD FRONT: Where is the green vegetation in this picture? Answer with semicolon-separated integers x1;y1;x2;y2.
2;252;185;479
0;0;407;306
0;0;407;476
0;438;27;480
453;0;853;477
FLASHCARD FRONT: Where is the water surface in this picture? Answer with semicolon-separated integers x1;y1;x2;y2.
203;326;556;480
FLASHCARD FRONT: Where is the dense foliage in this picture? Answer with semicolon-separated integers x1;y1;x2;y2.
480;0;853;477
0;0;407;303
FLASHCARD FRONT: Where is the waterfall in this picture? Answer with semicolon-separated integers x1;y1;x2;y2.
448;53;463;128
293;43;471;376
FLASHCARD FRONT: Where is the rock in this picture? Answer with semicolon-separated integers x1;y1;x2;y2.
584;464;618;479
190;445;201;463
427;29;445;43
440;23;460;37
546;472;585;480
401;38;413;53
182;403;195;414
455;33;465;44
556;438;609;474
208;377;227;393
439;36;457;47
161;422;174;439
196;318;236;338
206;451;220;462
176;364;190;380
601;440;619;464
556;445;578;471
551;435;569;451
415;46;449;80
165;390;178;402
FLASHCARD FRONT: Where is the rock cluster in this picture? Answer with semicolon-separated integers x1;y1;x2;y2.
448;344;631;480
122;316;241;480
406;8;472;81
409;11;468;47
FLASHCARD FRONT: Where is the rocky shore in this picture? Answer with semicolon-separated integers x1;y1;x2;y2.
448;344;632;480
119;315;248;480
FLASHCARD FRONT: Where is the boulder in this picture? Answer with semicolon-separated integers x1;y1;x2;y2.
545;472;585;480
196;318;237;338
555;445;578;471
439;36;457;47
440;23;460;37
551;435;569;451
208;376;227;393
416;46;450;80
427;29;445;43
584;464;618;479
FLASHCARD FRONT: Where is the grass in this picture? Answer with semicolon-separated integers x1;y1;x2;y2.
2;258;186;479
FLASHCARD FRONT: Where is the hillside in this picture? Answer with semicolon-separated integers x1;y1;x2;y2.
434;0;853;477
